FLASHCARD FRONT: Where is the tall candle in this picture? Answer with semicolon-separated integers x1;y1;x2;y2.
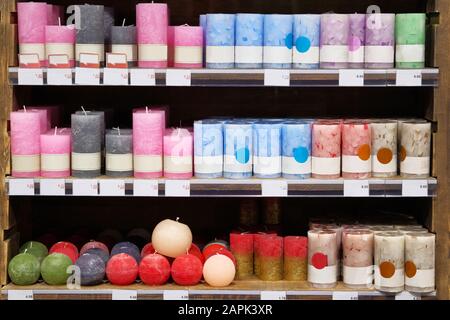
174;25;203;68
224;121;253;179
258;235;283;281
308;229;337;288
263;14;293;69
400;121;431;178
45;25;76;68
75;111;105;149
281;121;312;179
104;7;115;48
405;232;435;293
252;122;282;178
163;128;193;179
194;120;223;178
320;14;349;69
206;14;235;69
348;14;366;68
342;121;371;179
75;5;105;66
395;14;426;69
312;120;342;179
284;236;308;281
167;26;175;67
365;13;395;68
235;14;264;69
136;3;168;68
371;120;397;177
106;129;133;177
293;14;320;69
40;128;71;178
230;232;253;279
342;229;373;289
28;108;49;133
111;26;137;67
374;232;404;292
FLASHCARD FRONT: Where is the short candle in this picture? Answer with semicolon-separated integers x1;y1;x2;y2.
106;129;133;177
342;121;372;179
45;25;76;68
400;121;431;178
194;120;224;179
206;14;236;69
311;120;342;179
308;229;338;288
40;128;71;178
111;25;137;67
163;128;193;179
174;25;203;68
370;120;397;178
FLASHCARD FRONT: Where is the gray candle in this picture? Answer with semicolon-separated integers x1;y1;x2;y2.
76;110;105;148
75;4;105;65
106;128;133;177
111;26;137;66
104;7;115;46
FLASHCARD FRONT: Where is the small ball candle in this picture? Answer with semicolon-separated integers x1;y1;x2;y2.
106;128;133;178
40;253;73;285
206;14;236;69
151;218;193;258
224;121;253;179
395;14;426;69
284;236;308;281
76;253;106;286
405;232;435;293
194;120;223;178
230;232;254;279
252;121;282;178
139;253;171;286
308;229;338;288
80;241;109;255
235;14;264;69
203;254;236;287
106;253;139;285
263;14;293;69
141;243;155;257
111;241;141;264
320;14;349;69
49;241;79;264
163;128;193;179
281;121;312;179
400;121;431;178
174;25;203;68
342;121;372;179
371;120;397;178
348;14;366;68
293;14;320;69
111;25;137;67
258;235;283;281
75;5;105;66
45;25;76;68
171;254;203;286
312;120;342;179
40;128;71;178
8;253;41;285
364;13;395;68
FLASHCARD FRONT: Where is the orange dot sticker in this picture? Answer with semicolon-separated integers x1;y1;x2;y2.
377;148;393;164
405;261;417;278
379;261;396;278
400;146;407;162
358;144;371;161
311;252;328;270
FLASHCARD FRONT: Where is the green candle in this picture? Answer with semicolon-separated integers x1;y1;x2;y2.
395;13;426;68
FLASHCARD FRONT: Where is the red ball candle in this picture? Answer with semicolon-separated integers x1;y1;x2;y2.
171;254;203;286
49;241;79;264
80;241;109;255
257;235;283;281
106;253;139;285
284;236;308;281
139;253;171;285
204;247;236;266
188;243;205;264
202;242;227;258
141;243;156;257
230;232;254;279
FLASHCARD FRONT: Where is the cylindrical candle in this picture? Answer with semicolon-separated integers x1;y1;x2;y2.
348;14;366;68
293;14;320;69
312;121;342;179
343;230;374;289
194;120;223;178
342;121;372;179
374;232;404;292
395;14;426;69
163;128;193;179
174;25;203;68
253;122;282;178
258;235;283;281
75;5;105;66
239;199;259;226
371;120;397;177
230;233;254;279
137;3;168;68
224;121;252;179
284;236;307;281
106;129;133;177
364;13;395;68
40;128;71;178
405;232;435;293
111;26;137;67
308;229;338;288
28;108;49;133
235;14;264;69
263;198;281;225
263;14;293;69
320;14;349;69
400;121;431;178
45;25;76;68
75;111;105;149
206;14;235;69
282;121;312;179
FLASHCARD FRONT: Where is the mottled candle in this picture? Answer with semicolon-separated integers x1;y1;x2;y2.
281;121;312;179
163;128;193;179
400;121;431;178
312;120;342;179
348;14;366;68
308;229;338;288
174;26;203;68
106;129;133;177
374;232;404;292
230;232;254;279
104;7;115;47
263;14;293;69
28;108;49;133
258;235;283;281
284;236;308;281
364;13;395;68
235;14;264;69
194;120;223;178
342;121;372;179
405;232;435;293
395;14;426;69
111;26;137;66
293;15;320;69
320;14;349;69
40;128;71;178
45;25;76;68
224;121;253;179
206;14;235;69
252;122;282;178
75;5;105;65
371;120;397;177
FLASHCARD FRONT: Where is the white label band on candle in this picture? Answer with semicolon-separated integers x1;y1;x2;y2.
308;264;337;284
405;268;435;288
12;154;40;172
46;44;74;60
76;44;105;62
72;152;101;171
111;44;138;62
206;46;235;64
348;46;365;63
194;156;223;174
106;153;133;172
224;154;252;173
253;156;281;175
400;156;430;175
365;46;394;63
263;46;292;64
235;46;263;63
396;44;425;63
375;265;404;288
293;46;319;64
311;156;341;175
319;45;348;63
139;44;168;61
175;46;202;64
41;154;70;171
342;155;371;173
282;156;311;175
372;154;397;173
19;44;45;61
343;265;374;286
134;154;162;172
164;155;192;174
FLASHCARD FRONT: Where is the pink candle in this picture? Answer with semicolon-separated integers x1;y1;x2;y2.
132;106;167;131
40;128;71;178
137;3;169;68
342;121;372;179
168;26;175;67
46;4;64;25
174;25;203;68
18;2;47;65
163;128;193;179
133;108;164;178
312;120;342;179
10;109;41;177
28;108;49;133
45;25;76;68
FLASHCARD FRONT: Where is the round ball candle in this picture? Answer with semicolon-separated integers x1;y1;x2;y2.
106;128;133;177
258;235;283;281
111;26;137;67
320;14;349;69
235;14;264;69
189;243;205;264
151;218;193;258
308;229;338;288
171;254;203;286
8;253;41;285
85;248;110;266
19;241;48;263
75;5;105;66
206;14;236;69
263;14;293;69
395;14;426;69
40;128;71;178
111;242;141;263
174;25;203;68
163;128;193;179
342;229;374;288
374;232;405;292
10;109;41;177
76;253;106;286
293;14;320;69
405;232;435;293
203;254;236;287
49;241;79;264
364;13;395;68
371;120;397;177
311;120;342;179
137;3;168;68
45;25;76;68
194;120;223;178
400;121;431;178
80;241;109;255
41;253;73;285
224;121;253;179
230;232;254;279
284;236;308;281
141;243;155;257
342;121;372;179
348;14;366;68
282;121;312;179
106;253;139;285
139;253;171;285
252;122;282;178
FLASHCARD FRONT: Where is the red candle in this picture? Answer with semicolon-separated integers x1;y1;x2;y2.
106;253;139;285
141;243;156;257
171;254;203;286
204;248;236;266
254;233;277;276
80;241;109;255
49;241;79;264
284;236;308;280
230;232;254;279
257;235;283;281
188;243;205;264
139;253;171;285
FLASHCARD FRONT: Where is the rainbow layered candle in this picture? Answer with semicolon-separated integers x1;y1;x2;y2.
364;13;395;68
163;128;193;179
224;121;252;179
293;14;320;69
312;120;342;179
174;26;203;68
342;121;372;179
320;14;349;69
348;14;366;68
40;128;71;178
252;121;282;178
371;120;397;178
45;25;76;68
395;14;426;69
263;14;293;69
308;229;338;288
281;121;312;179
206;14;235;68
230;232;254;279
284;236;308;281
258;235;283;281
235;14;264;69
194;120;223;178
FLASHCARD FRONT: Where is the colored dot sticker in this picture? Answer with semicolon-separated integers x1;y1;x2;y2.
293;147;309;163
295;36;311;53
357;144;371;161
400;146;407;162
348;36;361;52
235;148;250;164
379;261;396;278
405;261;417;278
285;33;293;49
311;252;328;270
377;148;393;164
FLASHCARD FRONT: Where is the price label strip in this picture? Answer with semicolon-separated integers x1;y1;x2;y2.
395;291;421;300
166;69;191;86
332;291;358;300
133;179;159;197
130;68;156;86
402;180;428;197
40;179;66;196
8;290;34;300
75;53;100;85
396;70;422;86
339;69;364;86
260;291;287;300
264;69;290;86
18;54;43;85
344;180;370;197
47;55;72;85
72;179;99;196
165;180;190;197
9;179;35;196
99;180;125;196
261;180;288;197
163;290;189;300
104;53;129;85
111;290;138;300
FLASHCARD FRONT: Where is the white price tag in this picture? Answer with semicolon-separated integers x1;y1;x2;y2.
344;180;369;197
40;179;66;196
339;69;364;86
18;68;44;85
112;290;138;300
72;179;98;196
261;180;288;197
106;53;128;68
8;290;34;300
165;180;190;197
396;70;422;86
133;179;159;196
75;67;100;85
47;68;73;85
402;180;428;197
9;179;35;195
130;68;156;86
103;68;129;85
395;291;421;300
166;69;191;86
332;291;358;300
99;180;125;196
264;69;290;86
48;55;70;68
18;54;40;68
260;291;287;300
163;290;189;300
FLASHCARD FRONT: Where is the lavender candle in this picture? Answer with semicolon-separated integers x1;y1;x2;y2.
364;13;395;69
348;14;366;68
320;14;349;69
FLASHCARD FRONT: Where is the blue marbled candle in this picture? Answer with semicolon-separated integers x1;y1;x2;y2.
199;14;207;67
293;15;320;69
194;120;223;178
235;14;264;69
281;121;312;179
224;121;253;179
263;14;293;69
253;121;282;178
206;14;235;69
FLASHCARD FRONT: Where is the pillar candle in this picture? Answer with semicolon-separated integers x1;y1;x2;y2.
75;111;105;149
230;232;254;279
28;108;49;133
111;26;137;67
104;7;115;48
293;15;320;69
46;5;64;26
262;198;281;225
343;229;373;289
137;3;168;68
320;14;349;69
206;14;235;69
312;120;342;179
133;106;167;131
199;15;207;67
239;199;259;227
395;14;426;69
405;232;435;293
371;120;397;177
132;109;164;178
348;14;366;68
10;110;41;177
174;25;203;68
252;122;282;178
194;120;223;178
281;121;312;179
342;121;372;179
374;232;404;292
45;25;76;68
106;129;133;177
400;121;431;178
167;26;175;67
284;236;308;281
235;14;264;69
364;13;395;68
33;106;60;128
320;224;343;279
75;5;105;66
308;229;337;288
224;121;253;179
40;128;71;178
163;128;193;179
258;235;283;281
17;2;47;66
263;14;293;69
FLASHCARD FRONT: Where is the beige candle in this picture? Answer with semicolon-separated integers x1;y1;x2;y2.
343;229;374;288
399;121;431;178
371;120;397;177
374;232;404;292
308;229;337;288
405;232;435;293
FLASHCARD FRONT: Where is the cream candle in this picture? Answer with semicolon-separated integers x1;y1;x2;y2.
106;128;133;177
174;25;203;68
45;25;76;68
400;121;431;178
405;232;435;293
374;232;405;292
312;120;342;179
308;229;337;288
40;128;71;178
371;120;397;177
342;121;372;179
343;229;374;288
163;128;193;179
151;218;192;258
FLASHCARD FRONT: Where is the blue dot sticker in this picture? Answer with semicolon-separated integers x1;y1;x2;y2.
285;33;293;49
293;147;309;163
296;36;311;53
235;148;250;164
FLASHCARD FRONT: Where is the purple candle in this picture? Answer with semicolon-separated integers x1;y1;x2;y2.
320;14;349;69
348;14;366;69
364;14;395;69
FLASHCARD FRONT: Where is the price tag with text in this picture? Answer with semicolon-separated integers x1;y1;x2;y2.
332;291;358;300
9;179;35;196
264;69;290;86
163;290;189;300
260;291;287;300
18;55;44;85
133;179;159;197
75;67;100;85
48;54;71;68
165;180;190;197
72;179;98;196
396;70;422;86
8;290;34;300
166;69;191;86
344;180;370;197
261;180;288;197
99;180;125;196
402;180;428;197
130;68;156;86
40;179;66;196
112;290;138;300
106;53;128;69
395;291;421;300
18;54;41;68
339;69;364;86
103;68;129;85
47;68;72;85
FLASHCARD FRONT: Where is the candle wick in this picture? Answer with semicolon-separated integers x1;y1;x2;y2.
176;217;180;222
113;127;121;135
146;106;149;114
81;106;87;116
122;19;126;27
54;126;58;135
183;23;189;27
58;17;61;26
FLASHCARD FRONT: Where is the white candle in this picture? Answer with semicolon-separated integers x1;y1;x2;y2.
203;254;236;287
151;218;192;258
308;229;337;288
374;232;404;292
405;232;435;293
343;229;374;288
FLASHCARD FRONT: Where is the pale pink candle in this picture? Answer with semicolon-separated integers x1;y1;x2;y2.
45;25;76;68
40;128;71;178
46;4;64;25
28;108;49;133
312;120;342;179
342;121;372;179
168;26;175;67
18;2;47;65
132;106;167;131
10;109;41;177
163;128;193;179
137;3;169;68
174;25;203;68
